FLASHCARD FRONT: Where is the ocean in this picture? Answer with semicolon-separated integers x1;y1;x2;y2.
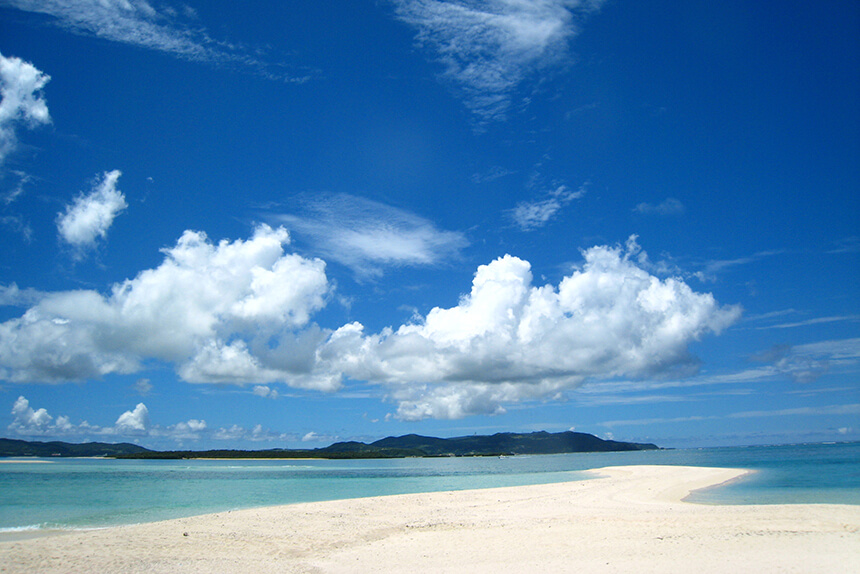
0;441;857;538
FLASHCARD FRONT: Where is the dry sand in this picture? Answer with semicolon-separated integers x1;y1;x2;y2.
1;465;857;573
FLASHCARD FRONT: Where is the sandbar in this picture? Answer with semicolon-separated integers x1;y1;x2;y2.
1;465;857;573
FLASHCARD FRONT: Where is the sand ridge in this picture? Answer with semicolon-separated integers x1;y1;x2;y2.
1;465;857;573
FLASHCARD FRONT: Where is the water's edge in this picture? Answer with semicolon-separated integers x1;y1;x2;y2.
0;442;856;536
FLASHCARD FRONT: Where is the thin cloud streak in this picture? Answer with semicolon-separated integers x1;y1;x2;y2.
0;0;310;82
575;336;860;396
728;403;860;419
600;404;860;429
633;197;685;216
694;249;786;282
273;193;468;279
600;415;715;428
756;314;860;330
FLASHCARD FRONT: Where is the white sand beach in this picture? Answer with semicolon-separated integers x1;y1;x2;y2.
1;465;857;573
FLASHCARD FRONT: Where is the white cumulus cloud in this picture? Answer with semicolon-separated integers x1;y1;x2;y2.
57;170;127;256
322;237;741;419
393;0;604;123
7;396;209;442
252;385;279;399
115;402;150;433
0;224;333;388
165;418;207;440
8;395;53;435
0;51;51;166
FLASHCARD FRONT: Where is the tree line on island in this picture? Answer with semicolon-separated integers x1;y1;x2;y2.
0;431;659;459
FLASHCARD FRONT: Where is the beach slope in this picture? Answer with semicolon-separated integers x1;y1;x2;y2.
1;465;857;573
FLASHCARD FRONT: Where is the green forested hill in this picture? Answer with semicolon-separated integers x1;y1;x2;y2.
328;431;658;457
0;438;152;457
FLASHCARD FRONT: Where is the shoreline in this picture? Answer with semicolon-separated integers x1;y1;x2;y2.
681;467;759;503
1;465;857;573
0;466;751;541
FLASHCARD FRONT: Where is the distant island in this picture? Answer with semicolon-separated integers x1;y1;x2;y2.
1;431;658;459
0;438;151;458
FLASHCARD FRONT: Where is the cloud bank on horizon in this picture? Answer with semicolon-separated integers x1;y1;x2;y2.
9;395;210;441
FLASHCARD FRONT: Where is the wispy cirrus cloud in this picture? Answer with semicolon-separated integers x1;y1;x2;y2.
0;0;310;82
827;236;860;254
694;249;785;282
133;378;153;396
600;415;715;428
471;165;516;184
633;197;685;216
577;337;860;408
728;403;860;419
0;214;32;241
273;193;468;279
392;0;605;123
510;182;586;230
599;403;860;429
755;314;860;330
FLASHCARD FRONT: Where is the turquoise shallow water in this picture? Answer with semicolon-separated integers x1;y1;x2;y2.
0;442;857;535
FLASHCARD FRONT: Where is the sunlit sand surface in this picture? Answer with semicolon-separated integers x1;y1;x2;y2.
1;465;857;573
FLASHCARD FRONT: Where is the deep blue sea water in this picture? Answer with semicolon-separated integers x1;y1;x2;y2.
0;442;857;537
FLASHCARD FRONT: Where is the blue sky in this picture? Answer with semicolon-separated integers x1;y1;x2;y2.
0;0;857;450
